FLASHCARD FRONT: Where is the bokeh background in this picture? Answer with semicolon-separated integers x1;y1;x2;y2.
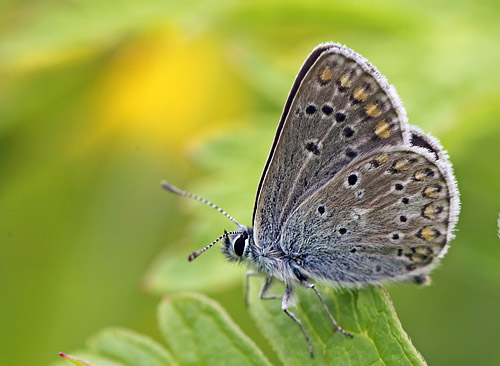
1;1;499;365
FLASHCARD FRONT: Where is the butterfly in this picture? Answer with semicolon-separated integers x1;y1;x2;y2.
163;42;460;357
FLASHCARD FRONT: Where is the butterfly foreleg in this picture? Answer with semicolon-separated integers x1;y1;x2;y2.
245;271;281;306
244;270;256;306
305;282;353;338
282;284;314;357
259;276;282;300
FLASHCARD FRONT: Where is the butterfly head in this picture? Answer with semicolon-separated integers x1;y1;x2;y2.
222;226;254;263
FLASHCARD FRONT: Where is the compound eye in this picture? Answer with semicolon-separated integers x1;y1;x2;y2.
233;235;246;256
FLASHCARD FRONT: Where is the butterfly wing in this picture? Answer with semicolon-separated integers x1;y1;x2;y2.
253;43;412;249
280;146;459;285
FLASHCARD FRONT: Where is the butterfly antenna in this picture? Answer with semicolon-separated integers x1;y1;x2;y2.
161;180;241;227
188;230;242;261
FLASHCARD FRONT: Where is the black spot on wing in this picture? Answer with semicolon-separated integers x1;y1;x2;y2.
410;133;440;160
305;141;320;155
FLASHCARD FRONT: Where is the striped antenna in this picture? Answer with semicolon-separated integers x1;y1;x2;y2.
161;181;241;227
188;230;242;261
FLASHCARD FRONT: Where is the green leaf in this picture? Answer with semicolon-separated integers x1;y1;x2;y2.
158;293;274;366
247;276;426;366
58;352;122;366
87;328;178;366
52;351;124;366
59;353;93;366
54;295;275;366
55;289;424;366
55;329;176;366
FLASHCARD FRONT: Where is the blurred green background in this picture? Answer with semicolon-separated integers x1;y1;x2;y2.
1;0;499;365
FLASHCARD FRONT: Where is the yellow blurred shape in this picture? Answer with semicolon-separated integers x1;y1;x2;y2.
91;28;246;152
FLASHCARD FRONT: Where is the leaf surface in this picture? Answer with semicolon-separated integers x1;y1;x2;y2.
247;277;426;366
87;328;177;366
158;293;274;366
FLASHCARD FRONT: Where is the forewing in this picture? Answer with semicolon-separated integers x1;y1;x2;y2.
280;146;459;285
253;43;410;249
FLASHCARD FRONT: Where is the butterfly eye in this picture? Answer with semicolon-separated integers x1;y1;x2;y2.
233;235;246;256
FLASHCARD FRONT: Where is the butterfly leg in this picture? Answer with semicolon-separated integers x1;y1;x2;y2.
245;272;281;306
282;284;314;357
244;270;256;306
306;282;353;338
259;276;282;300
